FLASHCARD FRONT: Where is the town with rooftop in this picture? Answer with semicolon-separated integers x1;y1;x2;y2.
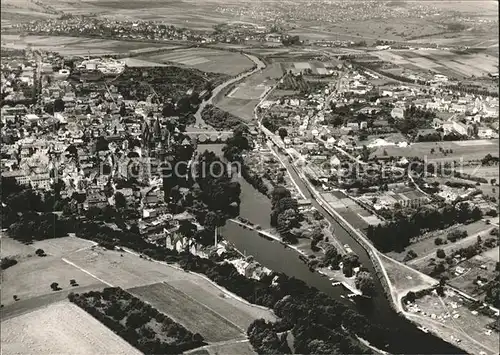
0;1;499;355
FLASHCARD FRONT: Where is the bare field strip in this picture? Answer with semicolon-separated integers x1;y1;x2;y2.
167;278;276;329
128;282;244;342
1;301;141;355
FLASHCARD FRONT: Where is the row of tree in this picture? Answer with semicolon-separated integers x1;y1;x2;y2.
69;287;205;354
247;319;291;354
201;104;243;130
367;202;483;252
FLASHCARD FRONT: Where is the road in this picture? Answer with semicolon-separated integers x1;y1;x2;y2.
193;53;266;128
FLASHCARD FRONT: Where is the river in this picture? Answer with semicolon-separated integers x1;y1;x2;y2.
199;144;463;354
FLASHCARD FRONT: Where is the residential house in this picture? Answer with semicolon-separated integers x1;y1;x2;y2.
450;103;467;113
391;107;405;120
84;188;108;209
478;128;494;139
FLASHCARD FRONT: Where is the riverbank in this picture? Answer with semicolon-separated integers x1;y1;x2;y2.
229;219;363;297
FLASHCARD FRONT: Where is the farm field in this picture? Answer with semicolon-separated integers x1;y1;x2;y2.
370;140;499;162
371;49;499;78
1;34;175;56
216;62;283;121
1;301;141;355
128;282;245;342
167;278;275;329
387;221;494;263
138;48;254;76
1;0;235;29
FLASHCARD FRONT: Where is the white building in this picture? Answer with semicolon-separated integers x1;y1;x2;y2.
391;107;405;120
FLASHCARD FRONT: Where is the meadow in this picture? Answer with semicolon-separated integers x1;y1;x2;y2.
1;237;104;308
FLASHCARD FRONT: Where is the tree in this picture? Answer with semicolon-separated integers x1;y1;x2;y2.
355;271;375;296
405;291;416;303
271;186;291;207
115;192;127;210
434;237;443;246
278;127;288;140
436;249;446;259
35;248;46;257
203;211;218;231
53;98;65;112
119;103;127;117
323;245;341;269
178;219;196;238
276;209;299;236
50;282;60;291
1;257;17;270
403;250;417;261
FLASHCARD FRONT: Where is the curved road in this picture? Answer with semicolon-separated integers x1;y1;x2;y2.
194;53;266;128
